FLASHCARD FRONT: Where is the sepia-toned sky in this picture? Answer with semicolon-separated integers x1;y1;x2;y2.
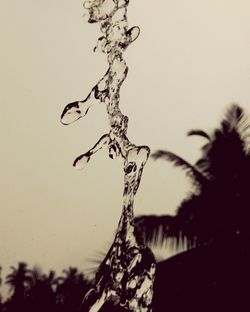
1;0;250;284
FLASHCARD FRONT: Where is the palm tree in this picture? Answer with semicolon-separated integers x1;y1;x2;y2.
43;270;59;291
26;267;57;312
56;267;90;312
0;267;2;312
5;262;32;312
6;262;32;301
135;104;250;250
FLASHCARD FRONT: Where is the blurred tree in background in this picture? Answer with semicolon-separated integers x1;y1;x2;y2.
1;263;91;312
136;104;250;251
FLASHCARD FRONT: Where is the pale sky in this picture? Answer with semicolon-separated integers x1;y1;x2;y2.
1;0;250;284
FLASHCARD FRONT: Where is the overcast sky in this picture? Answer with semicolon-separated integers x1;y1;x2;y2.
1;0;250;284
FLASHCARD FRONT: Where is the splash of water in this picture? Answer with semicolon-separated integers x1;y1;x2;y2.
61;1;156;311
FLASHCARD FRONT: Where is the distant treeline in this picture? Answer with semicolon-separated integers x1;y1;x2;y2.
0;263;92;312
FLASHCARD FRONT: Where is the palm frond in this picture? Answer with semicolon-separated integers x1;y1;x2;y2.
187;129;211;140
224;103;244;127
218;104;250;154
152;150;209;186
221;104;246;133
135;215;184;248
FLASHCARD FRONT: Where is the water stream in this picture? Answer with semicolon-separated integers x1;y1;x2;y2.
61;1;156;311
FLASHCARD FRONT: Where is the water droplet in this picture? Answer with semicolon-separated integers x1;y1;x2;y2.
128;26;140;43
73;154;90;170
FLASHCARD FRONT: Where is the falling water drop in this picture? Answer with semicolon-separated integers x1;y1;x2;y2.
73;154;90;170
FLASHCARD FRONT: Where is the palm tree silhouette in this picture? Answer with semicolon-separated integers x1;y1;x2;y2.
135;104;250;250
5;262;32;312
25;267;58;312
0;266;2;312
56;267;89;312
43;270;59;291
6;262;32;301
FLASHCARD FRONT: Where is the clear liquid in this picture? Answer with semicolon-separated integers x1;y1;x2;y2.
61;1;156;311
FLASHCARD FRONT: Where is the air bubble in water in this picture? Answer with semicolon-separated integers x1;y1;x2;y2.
83;1;93;9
